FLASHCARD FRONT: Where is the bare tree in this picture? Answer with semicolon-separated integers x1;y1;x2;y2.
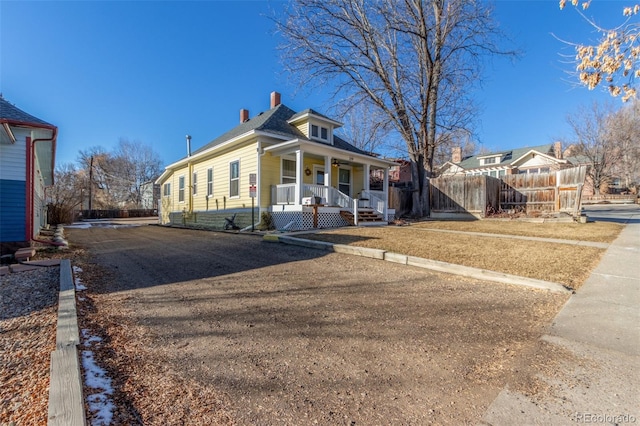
48;163;84;224
78;147;121;209
114;138;163;208
608;99;640;191
277;0;515;216
77;140;162;209
334;100;393;156
433;129;477;166
565;101;623;194
558;0;639;101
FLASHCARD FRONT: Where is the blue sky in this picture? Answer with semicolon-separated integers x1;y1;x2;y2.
0;0;632;168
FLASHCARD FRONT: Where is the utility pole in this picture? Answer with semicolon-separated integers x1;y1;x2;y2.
88;155;94;218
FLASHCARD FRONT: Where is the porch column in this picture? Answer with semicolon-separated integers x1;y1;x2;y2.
295;149;303;205
364;164;370;193
324;155;331;188
383;166;389;219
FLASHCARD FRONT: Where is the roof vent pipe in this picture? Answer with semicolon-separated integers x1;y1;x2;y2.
186;134;191;157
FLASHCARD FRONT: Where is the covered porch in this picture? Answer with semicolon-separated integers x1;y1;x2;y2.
262;139;395;231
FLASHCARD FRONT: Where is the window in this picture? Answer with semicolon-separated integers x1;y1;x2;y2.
163;183;171;197
192;172;198;195
282;158;296;184
178;176;185;202
483;157;497;165
230;160;239;197
311;125;319;138
207;168;213;197
320;127;328;140
498;170;506;177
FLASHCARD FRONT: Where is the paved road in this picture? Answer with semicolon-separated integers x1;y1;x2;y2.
582;203;640;224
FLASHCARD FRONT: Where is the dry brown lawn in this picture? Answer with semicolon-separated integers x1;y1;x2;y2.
302;221;623;290
412;219;623;243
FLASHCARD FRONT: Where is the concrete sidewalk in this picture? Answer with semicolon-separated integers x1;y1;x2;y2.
482;213;640;425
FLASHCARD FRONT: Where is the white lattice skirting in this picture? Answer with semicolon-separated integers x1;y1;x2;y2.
271;211;350;231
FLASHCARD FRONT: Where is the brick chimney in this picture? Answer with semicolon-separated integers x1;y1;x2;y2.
240;108;249;123
452;146;462;163
270;91;281;109
554;141;562;159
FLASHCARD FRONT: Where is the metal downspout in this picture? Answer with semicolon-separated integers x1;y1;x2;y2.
29;128;59;245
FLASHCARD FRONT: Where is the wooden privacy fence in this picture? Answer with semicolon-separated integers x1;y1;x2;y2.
430;175;501;217
430;166;587;218
500;166;586;215
76;209;157;219
388;187;413;217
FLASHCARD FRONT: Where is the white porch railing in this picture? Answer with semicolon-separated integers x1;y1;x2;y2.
273;183;355;209
272;183;296;204
272;184;389;224
361;190;386;215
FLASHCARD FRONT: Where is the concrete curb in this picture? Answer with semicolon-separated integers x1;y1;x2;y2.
266;235;569;294
48;259;86;426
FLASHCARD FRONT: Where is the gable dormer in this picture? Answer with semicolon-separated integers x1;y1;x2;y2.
287;109;342;145
478;153;504;166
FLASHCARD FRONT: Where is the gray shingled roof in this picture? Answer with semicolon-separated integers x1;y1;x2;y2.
288;108;337;123
190;103;369;158
0;96;54;128
457;144;554;170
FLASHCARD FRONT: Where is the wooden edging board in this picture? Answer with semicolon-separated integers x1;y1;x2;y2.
48;259;86;426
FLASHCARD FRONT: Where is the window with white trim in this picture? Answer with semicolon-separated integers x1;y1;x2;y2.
192;172;198;195
163;183;171;197
311;125;319;138
230;160;239;197
207;167;213;197
282;158;296;184
178;176;185;202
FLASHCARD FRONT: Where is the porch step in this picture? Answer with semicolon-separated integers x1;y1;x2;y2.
340;209;385;226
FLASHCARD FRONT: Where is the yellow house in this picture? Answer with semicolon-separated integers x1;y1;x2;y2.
155;92;396;231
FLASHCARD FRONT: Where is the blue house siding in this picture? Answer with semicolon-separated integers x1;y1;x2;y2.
0;179;26;242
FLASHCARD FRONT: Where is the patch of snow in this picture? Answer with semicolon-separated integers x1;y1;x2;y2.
81;330;115;426
65;222;92;229
81;329;102;348
73;266;87;291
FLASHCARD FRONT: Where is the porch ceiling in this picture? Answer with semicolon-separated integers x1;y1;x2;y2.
264;138;396;169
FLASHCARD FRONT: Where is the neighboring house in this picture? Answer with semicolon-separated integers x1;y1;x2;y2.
438;143;568;177
0;96;57;254
371;158;412;188
140;180;160;210
155;92;396;231
389;159;413;186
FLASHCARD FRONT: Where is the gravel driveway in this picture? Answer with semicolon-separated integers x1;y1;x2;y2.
68;225;568;425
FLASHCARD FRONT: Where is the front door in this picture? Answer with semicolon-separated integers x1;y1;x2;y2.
314;165;325;185
338;167;351;196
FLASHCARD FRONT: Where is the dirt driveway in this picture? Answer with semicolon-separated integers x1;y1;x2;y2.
68;225;567;425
